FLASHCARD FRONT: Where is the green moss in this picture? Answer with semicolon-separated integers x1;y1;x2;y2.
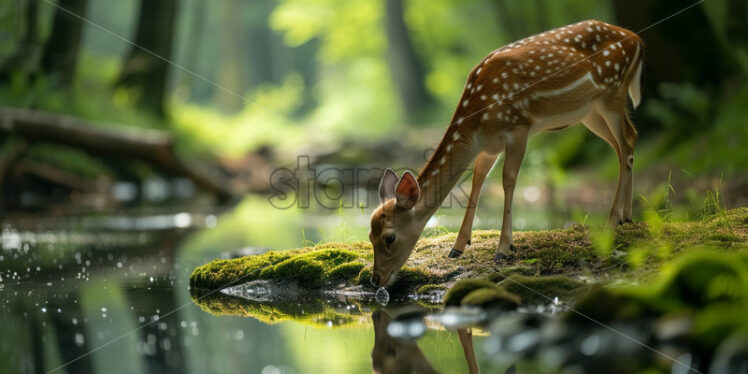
461;287;521;309
190;248;360;290
355;267;372;287
501;274;588;305
444;279;501;306
388;266;442;294
326;262;365;283
189;251;293;289
262;257;326;287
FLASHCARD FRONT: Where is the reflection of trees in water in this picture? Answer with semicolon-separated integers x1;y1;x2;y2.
123;283;184;373
47;292;95;374
1;227;190;373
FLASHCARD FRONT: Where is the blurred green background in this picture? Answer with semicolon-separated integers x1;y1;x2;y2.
0;0;746;220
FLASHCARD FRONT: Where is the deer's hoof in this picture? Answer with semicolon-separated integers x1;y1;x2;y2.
448;249;463;258
493;252;509;262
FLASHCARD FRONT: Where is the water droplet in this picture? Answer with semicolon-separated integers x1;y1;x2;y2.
375;287;389;305
74;333;85;346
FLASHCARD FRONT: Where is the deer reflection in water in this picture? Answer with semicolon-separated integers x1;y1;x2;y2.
370;309;479;374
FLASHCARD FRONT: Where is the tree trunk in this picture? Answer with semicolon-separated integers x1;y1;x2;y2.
215;0;245;112
179;0;206;101
384;0;434;122
116;0;178;118
40;0;88;87
0;0;40;82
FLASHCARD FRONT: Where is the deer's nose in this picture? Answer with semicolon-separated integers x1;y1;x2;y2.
370;274;380;288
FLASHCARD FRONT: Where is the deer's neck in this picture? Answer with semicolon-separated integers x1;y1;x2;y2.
414;125;478;222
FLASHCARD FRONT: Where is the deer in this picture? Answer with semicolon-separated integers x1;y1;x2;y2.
368;20;644;288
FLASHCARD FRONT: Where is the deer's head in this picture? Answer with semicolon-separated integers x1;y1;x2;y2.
368;169;423;288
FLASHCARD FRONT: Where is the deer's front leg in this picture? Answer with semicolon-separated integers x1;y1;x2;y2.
449;152;499;258
496;129;528;262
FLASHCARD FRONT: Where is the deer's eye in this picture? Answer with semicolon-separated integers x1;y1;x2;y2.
385;234;396;245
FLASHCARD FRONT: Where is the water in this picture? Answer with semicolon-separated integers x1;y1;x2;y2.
0;189;617;373
0;208;493;373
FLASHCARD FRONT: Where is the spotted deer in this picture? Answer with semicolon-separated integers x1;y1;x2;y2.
369;20;644;288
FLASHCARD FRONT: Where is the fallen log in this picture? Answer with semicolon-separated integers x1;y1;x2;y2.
0;107;241;199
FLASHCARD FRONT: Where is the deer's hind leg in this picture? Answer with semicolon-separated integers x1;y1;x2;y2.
450;152;498;258
588;102;638;226
582;109;624;227
495;127;528;262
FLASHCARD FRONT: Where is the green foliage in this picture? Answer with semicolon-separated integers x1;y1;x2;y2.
640;84;748;177
569;250;748;351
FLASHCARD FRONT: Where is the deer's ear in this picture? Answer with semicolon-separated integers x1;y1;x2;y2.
378;168;399;203
395;171;420;209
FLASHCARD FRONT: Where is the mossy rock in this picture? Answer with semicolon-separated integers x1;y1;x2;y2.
190;251;293;289
501;274;588;305
355;267;373;287
461;287;521;309
326;262;366;283
261;257;326;287
189;208;747;298
190;248;360;290
444;279;501;306
389;266;442;294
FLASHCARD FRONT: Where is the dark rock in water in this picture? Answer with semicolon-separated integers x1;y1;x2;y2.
390;304;427;322
431;306;488;330
387;305;428;339
709;333;748;374
486;313;550;356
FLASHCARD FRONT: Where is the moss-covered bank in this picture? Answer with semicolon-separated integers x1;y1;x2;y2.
190;208;747;298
